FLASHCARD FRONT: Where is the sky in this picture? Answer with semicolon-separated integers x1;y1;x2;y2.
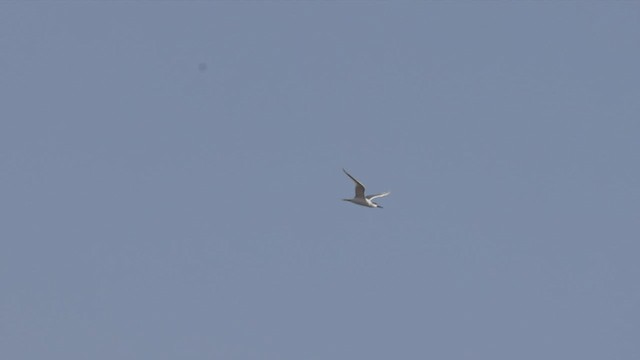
1;2;639;360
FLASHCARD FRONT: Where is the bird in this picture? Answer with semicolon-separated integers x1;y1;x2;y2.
342;168;390;208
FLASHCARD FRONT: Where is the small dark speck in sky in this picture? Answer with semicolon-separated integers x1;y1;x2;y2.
198;62;208;72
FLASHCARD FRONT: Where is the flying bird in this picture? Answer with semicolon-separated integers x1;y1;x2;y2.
342;168;390;208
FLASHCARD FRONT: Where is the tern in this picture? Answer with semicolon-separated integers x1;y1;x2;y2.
342;168;390;208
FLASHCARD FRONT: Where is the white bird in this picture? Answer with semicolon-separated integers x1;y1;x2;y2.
342;168;390;208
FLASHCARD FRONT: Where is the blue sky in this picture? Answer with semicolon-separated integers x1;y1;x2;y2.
1;2;639;359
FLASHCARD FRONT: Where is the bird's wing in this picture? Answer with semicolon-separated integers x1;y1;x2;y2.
343;168;365;199
366;192;390;200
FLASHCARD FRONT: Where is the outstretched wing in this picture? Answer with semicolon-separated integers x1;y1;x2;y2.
343;168;366;199
366;192;390;200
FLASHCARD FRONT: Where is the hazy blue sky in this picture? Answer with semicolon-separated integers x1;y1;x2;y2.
1;2;639;359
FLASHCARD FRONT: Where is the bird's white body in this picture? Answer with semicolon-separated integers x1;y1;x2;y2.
343;196;386;208
342;169;390;209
